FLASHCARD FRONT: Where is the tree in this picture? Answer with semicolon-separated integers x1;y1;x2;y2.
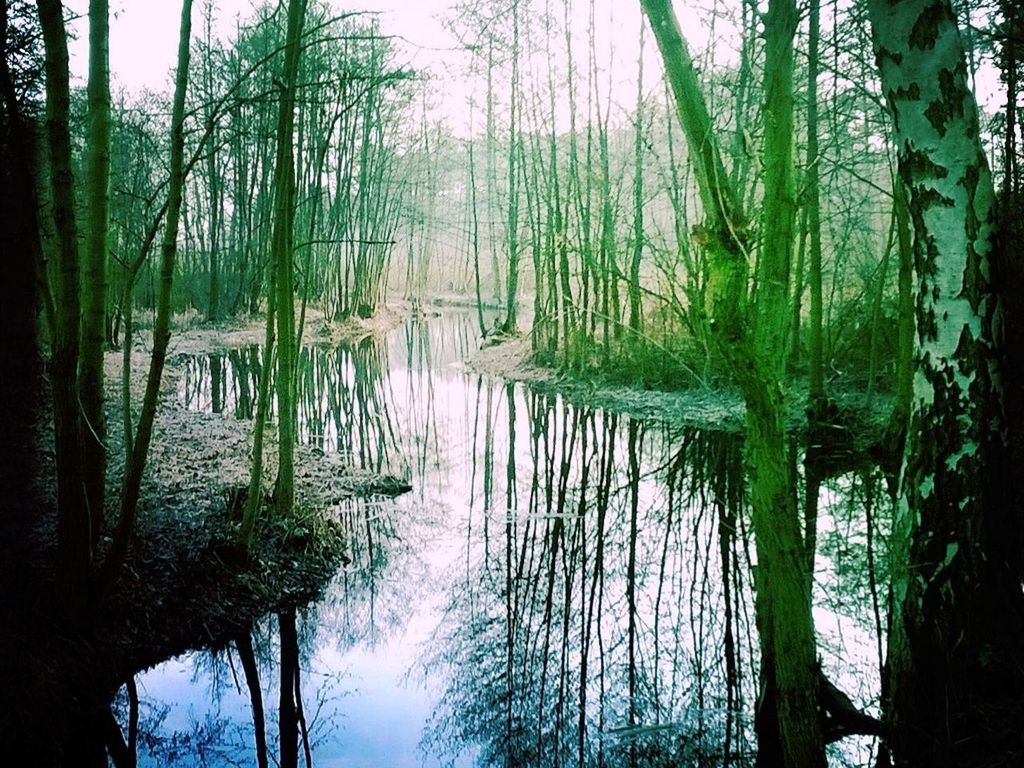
103;0;195;584
278;608;300;768
640;0;826;764
501;0;522;335
867;0;1024;764
803;0;826;423
270;0;309;516
81;0;111;542
198;0;224;323
0;0;45;545
236;629;269;768
36;0;91;609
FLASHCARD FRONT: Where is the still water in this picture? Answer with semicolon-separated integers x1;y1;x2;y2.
135;312;878;767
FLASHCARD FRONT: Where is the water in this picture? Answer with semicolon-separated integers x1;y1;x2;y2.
135;311;879;767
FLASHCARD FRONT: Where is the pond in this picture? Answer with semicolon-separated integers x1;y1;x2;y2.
132;311;880;767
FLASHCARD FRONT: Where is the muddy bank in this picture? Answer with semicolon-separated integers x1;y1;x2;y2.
155;304;405;356
0;506;347;763
111;307;409;513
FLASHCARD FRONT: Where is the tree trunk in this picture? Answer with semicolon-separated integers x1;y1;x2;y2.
628;27;645;342
751;3;826;760
885;179;915;454
103;0;194;585
236;631;269;768
0;0;46;569
468;136;487;336
642;0;826;764
270;0;308;516
36;0;91;610
804;0;826;421
640;0;747;340
240;275;276;550
867;1;1024;764
502;0;521;335
202;7;221;323
279;608;300;768
81;0;110;542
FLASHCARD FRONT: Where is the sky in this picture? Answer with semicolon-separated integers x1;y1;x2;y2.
62;1;1003;145
62;0;698;137
65;0;458;93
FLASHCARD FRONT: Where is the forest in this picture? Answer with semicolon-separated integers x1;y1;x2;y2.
0;0;1021;766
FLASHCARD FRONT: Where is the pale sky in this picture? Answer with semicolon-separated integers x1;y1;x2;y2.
65;0;458;93
63;0;1002;139
62;0;713;137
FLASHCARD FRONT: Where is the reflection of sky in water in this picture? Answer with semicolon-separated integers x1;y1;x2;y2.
151;314;497;767
147;312;879;767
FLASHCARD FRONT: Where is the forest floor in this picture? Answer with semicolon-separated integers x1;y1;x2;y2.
0;307;409;761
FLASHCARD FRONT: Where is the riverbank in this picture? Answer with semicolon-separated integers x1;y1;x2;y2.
467;332;892;446
0;307;410;762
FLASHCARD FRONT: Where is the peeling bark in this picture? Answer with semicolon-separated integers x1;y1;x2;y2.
868;1;1024;764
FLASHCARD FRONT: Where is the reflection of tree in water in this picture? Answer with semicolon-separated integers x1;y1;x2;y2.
179;345;266;420
311;324;445;649
296;338;405;473
312;495;418;649
130;315;882;765
143;315;641;766
125;611;348;768
137;709;245;766
178;320;457;656
400;319;443;480
180;315;486;484
180;338;406;475
423;386;755;767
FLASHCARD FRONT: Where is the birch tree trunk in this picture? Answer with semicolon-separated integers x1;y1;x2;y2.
867;0;1024;764
885;178;915;458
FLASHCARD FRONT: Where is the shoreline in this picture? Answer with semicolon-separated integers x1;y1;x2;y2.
1;306;412;760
